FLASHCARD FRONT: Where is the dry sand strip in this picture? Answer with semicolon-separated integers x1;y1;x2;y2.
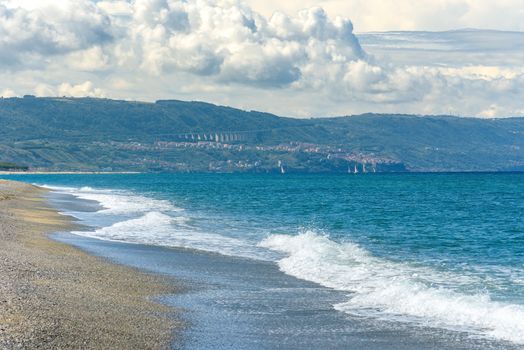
0;180;182;349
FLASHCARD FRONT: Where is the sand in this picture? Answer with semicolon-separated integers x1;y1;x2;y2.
0;180;182;349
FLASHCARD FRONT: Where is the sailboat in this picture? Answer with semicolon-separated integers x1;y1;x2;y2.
278;160;286;174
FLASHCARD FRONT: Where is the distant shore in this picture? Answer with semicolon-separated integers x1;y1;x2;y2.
0;180;180;349
0;171;142;175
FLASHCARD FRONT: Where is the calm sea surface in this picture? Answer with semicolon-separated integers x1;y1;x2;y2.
3;173;523;347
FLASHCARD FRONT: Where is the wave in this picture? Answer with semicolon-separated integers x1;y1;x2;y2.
43;185;179;215
45;185;273;260
71;211;270;259
259;231;524;344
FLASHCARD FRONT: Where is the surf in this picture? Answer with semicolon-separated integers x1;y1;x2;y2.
260;231;524;344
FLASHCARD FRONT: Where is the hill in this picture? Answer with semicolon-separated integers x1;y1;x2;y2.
1;96;523;172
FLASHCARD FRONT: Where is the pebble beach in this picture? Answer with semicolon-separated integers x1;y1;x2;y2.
0;180;181;349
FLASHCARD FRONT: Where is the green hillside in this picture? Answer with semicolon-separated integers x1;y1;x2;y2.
1;96;523;172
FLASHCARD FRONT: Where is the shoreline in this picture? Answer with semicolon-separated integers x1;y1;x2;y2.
0;171;142;175
2;171;523;177
0;180;181;349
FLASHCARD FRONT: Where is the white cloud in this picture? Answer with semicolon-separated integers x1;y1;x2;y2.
1;88;16;97
125;2;364;88
34;83;55;97
0;0;524;118
57;81;105;97
96;1;133;16
0;1;113;68
66;46;111;71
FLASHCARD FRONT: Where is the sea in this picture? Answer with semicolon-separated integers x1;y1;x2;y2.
2;173;523;349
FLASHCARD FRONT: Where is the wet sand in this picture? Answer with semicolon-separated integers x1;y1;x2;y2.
0;180;181;349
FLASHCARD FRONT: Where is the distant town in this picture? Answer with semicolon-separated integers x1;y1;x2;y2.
86;139;406;173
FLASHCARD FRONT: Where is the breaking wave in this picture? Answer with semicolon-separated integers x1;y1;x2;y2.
260;231;524;344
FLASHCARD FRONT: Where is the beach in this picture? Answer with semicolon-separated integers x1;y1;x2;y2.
0;180;180;349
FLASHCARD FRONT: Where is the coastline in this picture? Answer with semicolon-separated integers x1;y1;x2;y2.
1;175;521;349
0;180;181;349
0;171;142;175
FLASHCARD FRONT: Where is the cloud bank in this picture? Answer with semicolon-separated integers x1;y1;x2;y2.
1;0;524;118
0;1;112;66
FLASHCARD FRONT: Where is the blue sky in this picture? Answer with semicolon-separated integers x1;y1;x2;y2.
1;0;524;118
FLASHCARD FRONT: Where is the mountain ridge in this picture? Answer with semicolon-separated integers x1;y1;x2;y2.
1;97;523;172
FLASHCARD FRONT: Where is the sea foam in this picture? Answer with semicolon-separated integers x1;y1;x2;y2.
47;185;272;260
74;211;267;258
44;185;180;215
259;231;524;344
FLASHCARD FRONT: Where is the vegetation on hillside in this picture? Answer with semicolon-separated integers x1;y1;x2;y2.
1;97;523;172
0;162;28;171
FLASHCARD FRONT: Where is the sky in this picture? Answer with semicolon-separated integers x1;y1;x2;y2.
1;0;524;118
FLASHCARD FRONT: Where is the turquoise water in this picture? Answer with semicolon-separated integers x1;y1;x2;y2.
3;173;524;345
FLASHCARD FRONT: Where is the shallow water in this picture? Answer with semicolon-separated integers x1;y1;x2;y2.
2;173;523;348
53;232;518;350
